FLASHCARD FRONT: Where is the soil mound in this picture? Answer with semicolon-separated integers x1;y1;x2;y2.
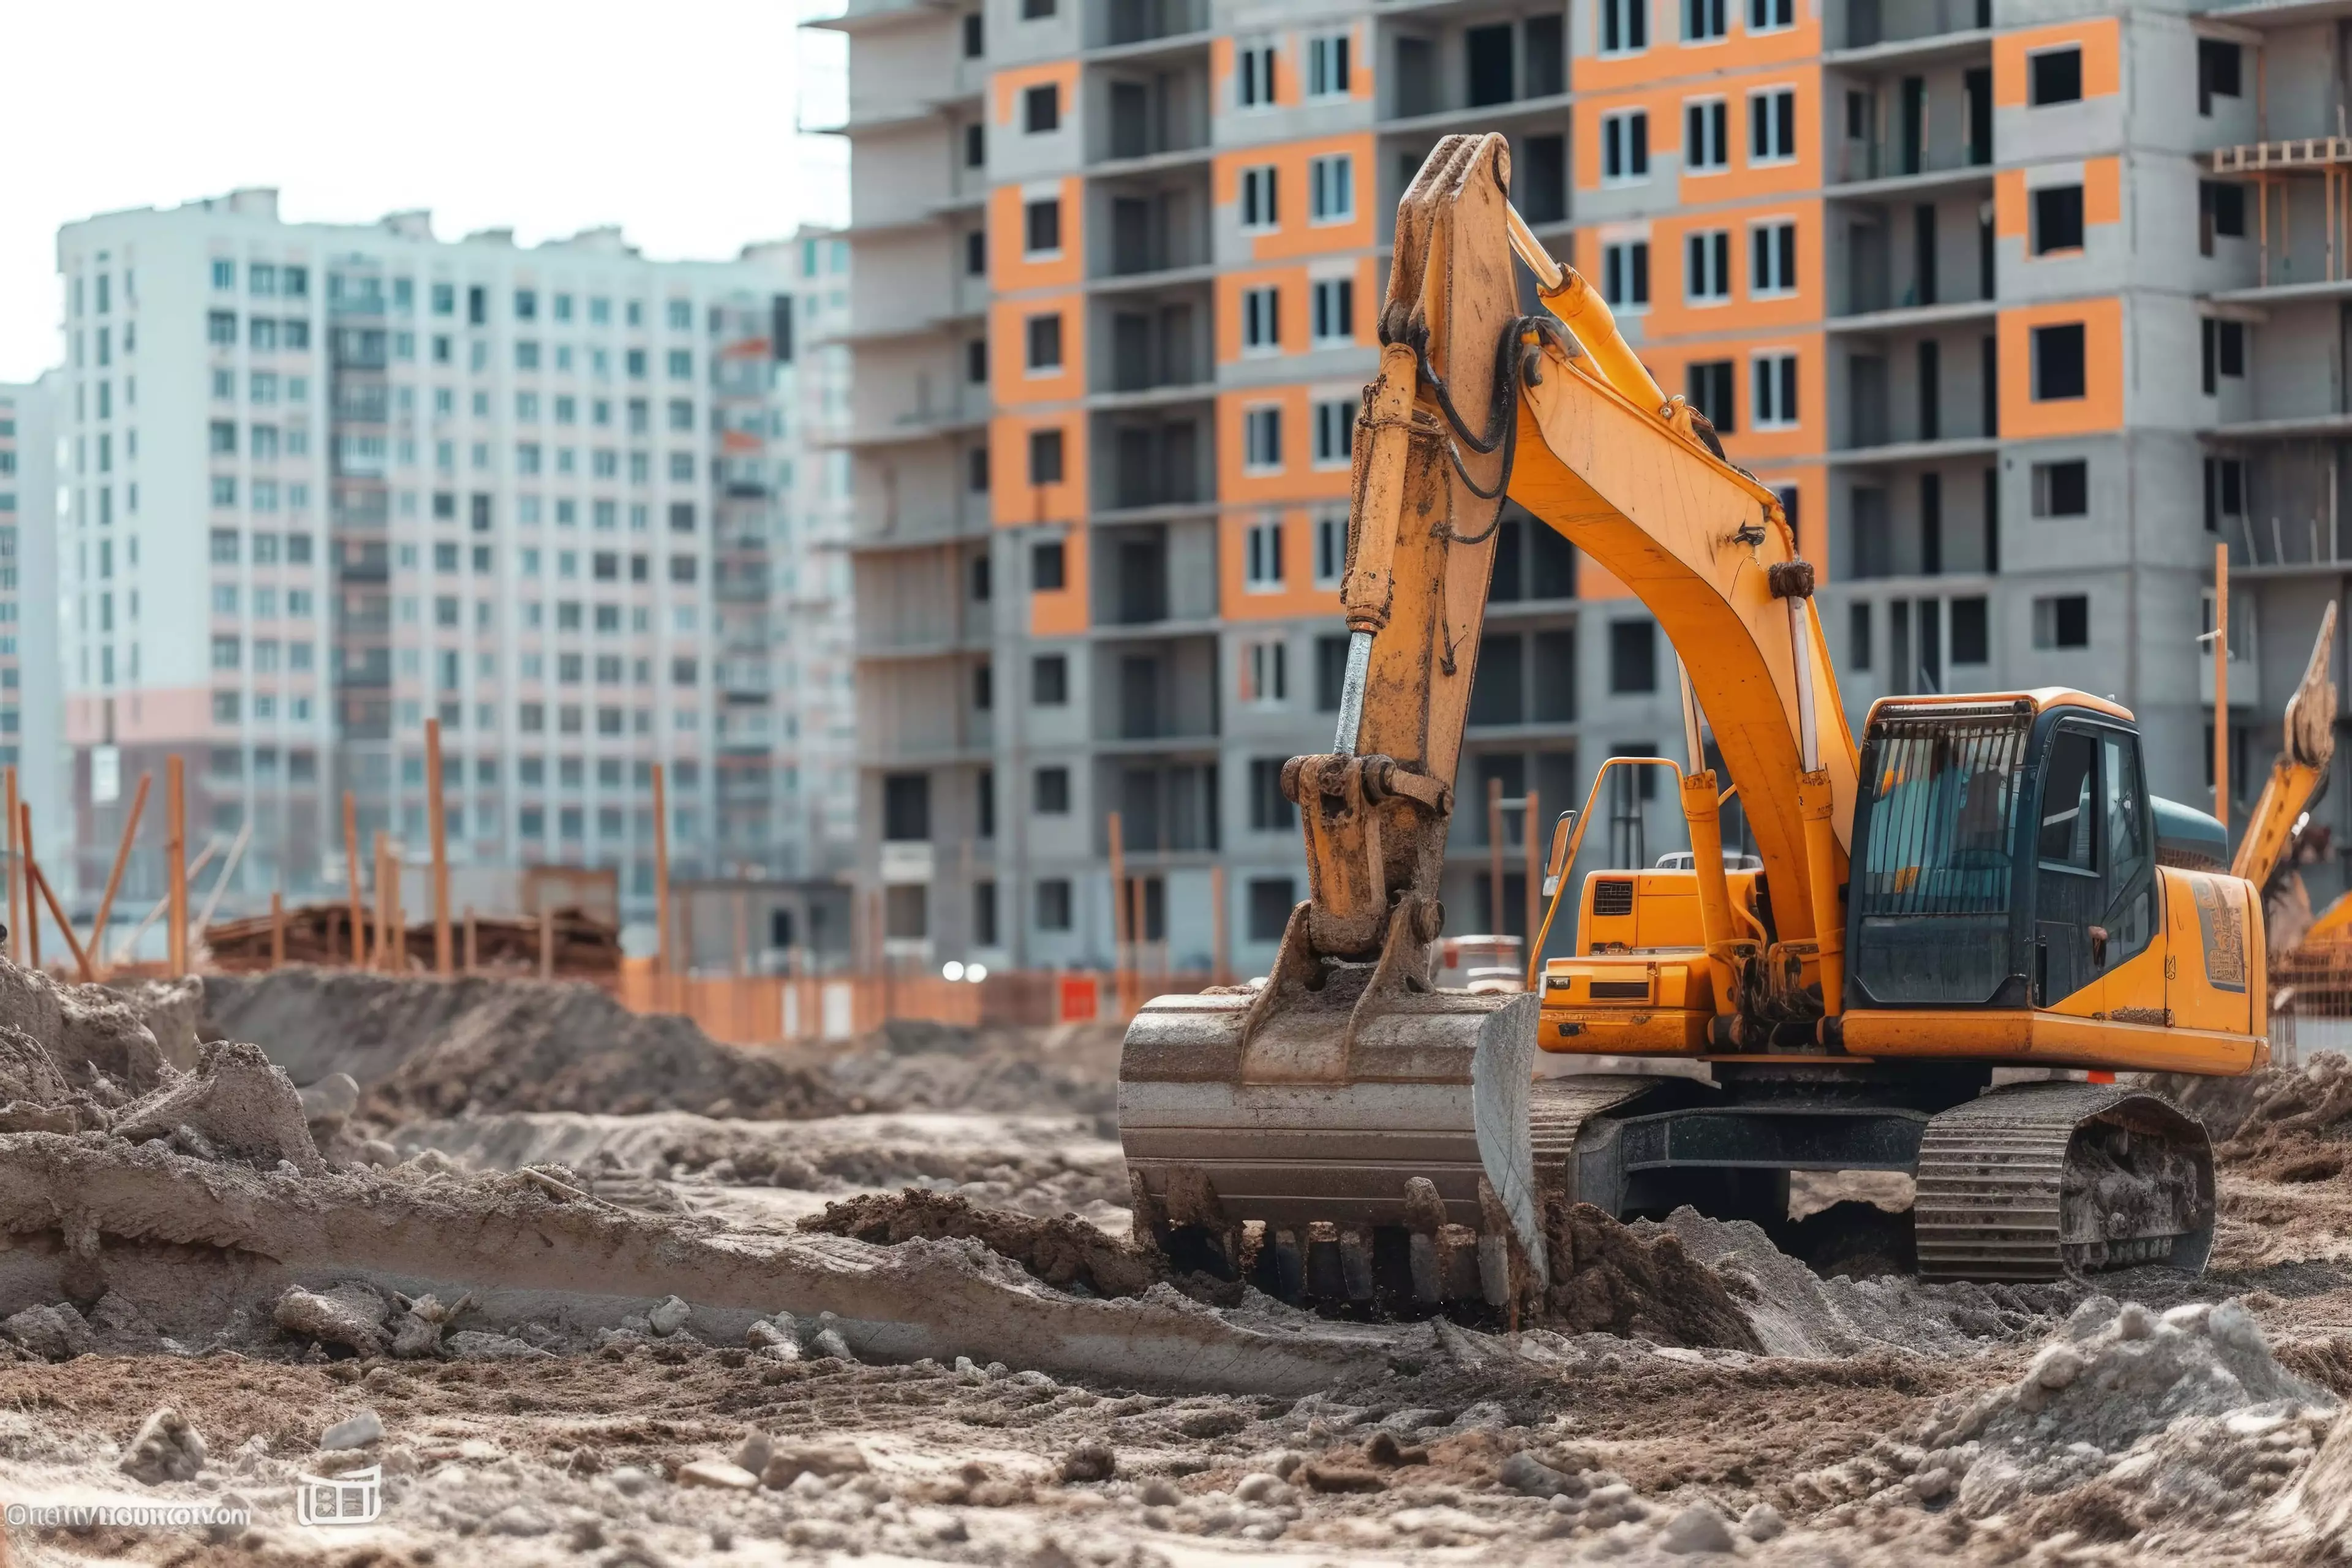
801;1189;1159;1297
1545;1202;1762;1352
202;969;847;1123
2213;1052;2352;1182
821;1019;1124;1118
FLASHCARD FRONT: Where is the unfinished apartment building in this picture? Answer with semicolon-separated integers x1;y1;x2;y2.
820;0;2342;976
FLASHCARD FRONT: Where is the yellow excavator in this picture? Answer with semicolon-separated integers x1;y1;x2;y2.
1120;134;2274;1300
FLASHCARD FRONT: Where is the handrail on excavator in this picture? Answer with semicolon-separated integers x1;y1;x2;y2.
1524;756;1687;990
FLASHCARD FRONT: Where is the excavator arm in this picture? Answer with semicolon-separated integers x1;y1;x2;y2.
2234;604;2336;892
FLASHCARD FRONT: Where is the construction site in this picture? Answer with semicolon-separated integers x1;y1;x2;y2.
10;126;2352;1566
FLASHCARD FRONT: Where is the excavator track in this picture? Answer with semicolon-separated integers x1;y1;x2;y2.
1913;1081;2215;1281
1528;1074;1662;1193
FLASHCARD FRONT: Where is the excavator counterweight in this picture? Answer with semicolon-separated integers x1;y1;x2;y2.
1119;134;2255;1307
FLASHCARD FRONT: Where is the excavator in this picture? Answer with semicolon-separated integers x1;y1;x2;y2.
1118;134;2278;1304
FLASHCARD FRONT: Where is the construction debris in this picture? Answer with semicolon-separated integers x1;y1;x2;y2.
202;902;620;976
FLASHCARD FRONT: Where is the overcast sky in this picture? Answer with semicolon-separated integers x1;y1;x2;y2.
0;0;848;382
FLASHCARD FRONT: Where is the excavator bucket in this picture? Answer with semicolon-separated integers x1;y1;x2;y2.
1117;135;1551;1312
1120;968;1546;1308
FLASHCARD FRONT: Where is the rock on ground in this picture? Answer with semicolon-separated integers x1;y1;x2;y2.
114;1041;324;1173
119;1406;205;1483
801;1188;1162;1297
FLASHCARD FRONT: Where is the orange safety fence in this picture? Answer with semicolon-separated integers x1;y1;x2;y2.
611;960;1213;1045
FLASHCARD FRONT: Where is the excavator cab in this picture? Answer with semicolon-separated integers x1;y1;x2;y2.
1848;695;2158;1013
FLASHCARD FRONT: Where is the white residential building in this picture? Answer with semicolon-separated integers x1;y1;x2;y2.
52;189;853;916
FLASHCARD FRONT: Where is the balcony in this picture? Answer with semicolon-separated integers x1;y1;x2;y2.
1382;13;1567;127
1088;170;1212;281
1091;519;1218;628
1828;0;1990;57
1089;293;1208;396
1091;636;1218;744
1091;409;1209;513
1086;0;1207;50
1096;758;1219;854
1085;56;1210;167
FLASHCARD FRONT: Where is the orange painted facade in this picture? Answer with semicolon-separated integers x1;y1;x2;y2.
1992;17;2121;107
1999;296;2126;438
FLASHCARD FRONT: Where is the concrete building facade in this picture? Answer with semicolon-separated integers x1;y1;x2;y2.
50;193;856;928
821;0;2346;979
0;374;66;876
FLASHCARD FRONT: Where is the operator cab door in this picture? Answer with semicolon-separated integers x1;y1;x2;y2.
2032;720;2156;1009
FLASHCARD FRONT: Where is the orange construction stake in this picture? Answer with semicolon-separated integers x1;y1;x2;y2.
271;890;286;968
343;791;366;966
652;763;671;1000
86;771;151;979
165;755;188;978
4;764;18;967
426;717;451;976
17;801;37;972
23;807;91;981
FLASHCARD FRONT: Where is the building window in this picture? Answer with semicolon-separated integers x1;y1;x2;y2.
1025;313;1063;372
1310;277;1354;344
1685;229;1730;303
1316;634;1350;710
2199;39;2243;116
2033;458;2090;518
1237;42;1275;107
1241;638;1288;704
1313;510;1346;585
1751;220;1796;294
1686;360;1735;432
2204;456;2246;533
1313;399;1354;467
1240;165;1278;230
1247;877;1296;942
1599;0;1647;54
1031;652;1069;704
1028;428;1065;484
208;311;238;346
2201;317;2247;394
966;230;987;275
1747;0;1793;30
1023;83;1060;134
1245;514;1283;587
2032;323;2087;401
2032;594;2090;649
1749;88;1796;162
1684;97;1728;170
2029;47;2083;107
1683;0;1725;40
1242;285;1281;353
1023;198;1061;256
1036;878;1073;932
1602;240;1650;308
1752;352;1798;429
1032;540;1065;590
1600;111;1649;183
962;12;984;55
1306;32;1351;97
1849;602;1873;670
2199;181;2248;255
2032;185;2085;254
1034;765;1071;813
1243;407;1283;472
1248;761;1295;832
1309;155;1354;223
1609;619;1658;693
1951;596;1989;665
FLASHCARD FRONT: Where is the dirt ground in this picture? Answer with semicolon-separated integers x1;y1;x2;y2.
1;967;2351;1565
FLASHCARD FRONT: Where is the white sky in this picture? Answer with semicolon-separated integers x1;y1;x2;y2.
0;0;849;382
